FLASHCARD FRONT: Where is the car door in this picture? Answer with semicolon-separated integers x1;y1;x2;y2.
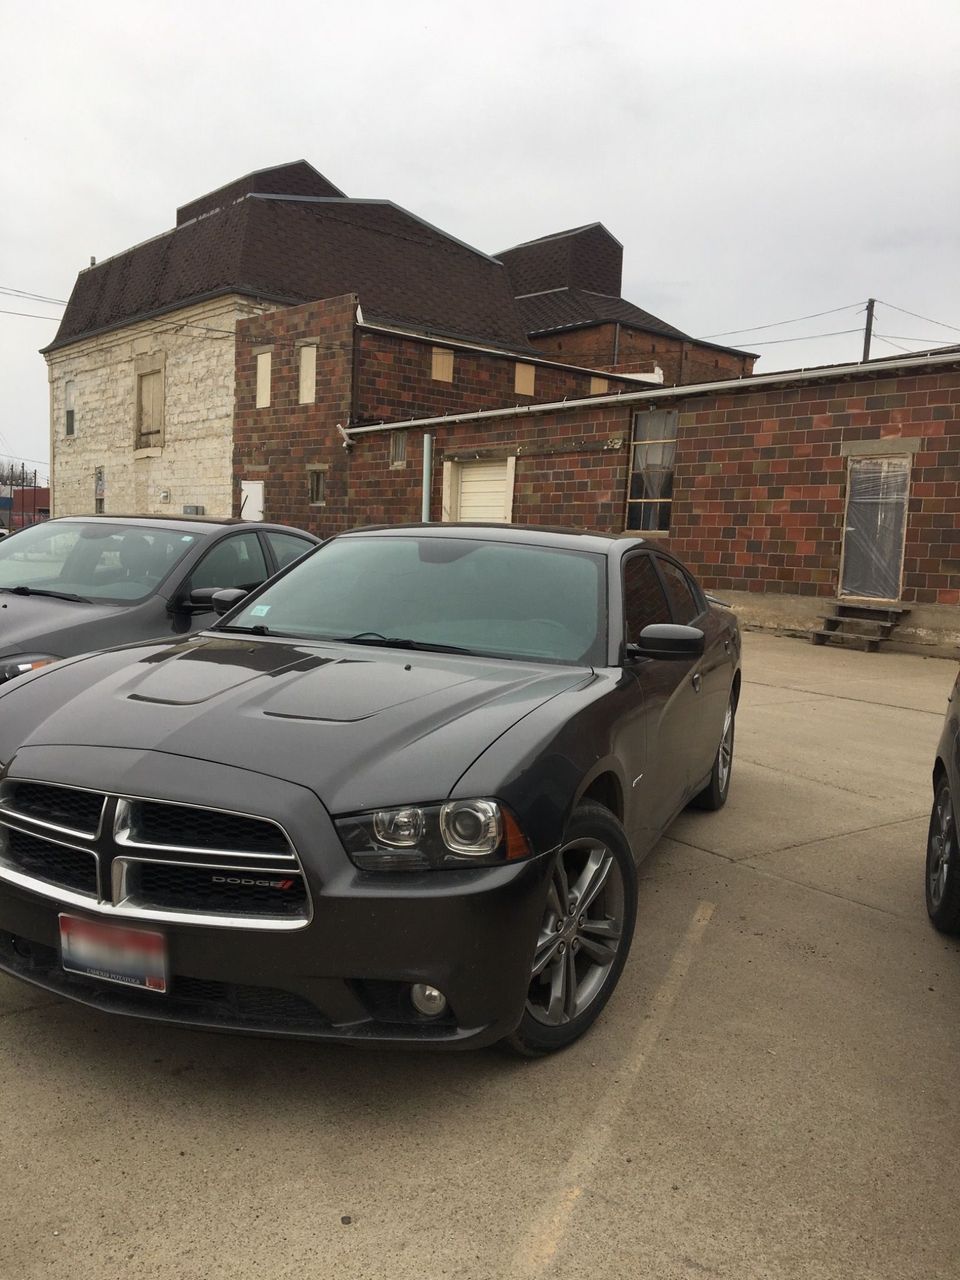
620;550;692;848
652;553;728;793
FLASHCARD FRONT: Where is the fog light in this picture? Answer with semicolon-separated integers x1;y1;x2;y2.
410;983;447;1017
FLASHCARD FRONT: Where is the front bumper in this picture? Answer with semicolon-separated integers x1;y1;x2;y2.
0;745;554;1049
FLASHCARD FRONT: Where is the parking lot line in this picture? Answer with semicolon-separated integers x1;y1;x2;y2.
509;900;716;1279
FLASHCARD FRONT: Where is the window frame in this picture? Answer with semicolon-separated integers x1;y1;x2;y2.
624;408;679;534
255;349;273;409
431;347;454;383
514;362;536;396
182;529;271;598
133;355;165;453
307;465;327;507
297;342;317;405
65;380;76;437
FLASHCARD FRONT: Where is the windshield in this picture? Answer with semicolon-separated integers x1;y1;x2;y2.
0;522;199;604
223;535;607;665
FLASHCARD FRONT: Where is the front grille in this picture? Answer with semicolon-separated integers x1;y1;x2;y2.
129;863;308;918
126;801;291;856
4;782;105;834
1;828;97;895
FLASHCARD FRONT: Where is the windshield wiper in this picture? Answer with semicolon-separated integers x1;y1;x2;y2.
0;585;89;604
338;632;477;655
216;624;273;636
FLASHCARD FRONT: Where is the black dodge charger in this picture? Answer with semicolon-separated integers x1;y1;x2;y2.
0;524;740;1054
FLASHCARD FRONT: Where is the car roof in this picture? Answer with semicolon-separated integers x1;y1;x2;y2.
338;522;647;557
44;515;318;538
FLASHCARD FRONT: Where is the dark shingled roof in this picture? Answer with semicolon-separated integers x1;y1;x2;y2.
176;160;345;225
516;287;691;341
496;224;623;299
45;164;532;354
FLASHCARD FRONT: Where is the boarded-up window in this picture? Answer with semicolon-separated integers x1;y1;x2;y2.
308;469;327;505
136;371;163;449
65;381;76;436
590;376;609;395
298;344;317;405
515;363;536;396
432;347;454;382
256;351;272;408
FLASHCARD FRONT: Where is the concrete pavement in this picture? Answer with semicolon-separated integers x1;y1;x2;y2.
1;633;958;1279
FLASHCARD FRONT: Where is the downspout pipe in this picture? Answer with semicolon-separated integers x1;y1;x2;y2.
421;433;433;522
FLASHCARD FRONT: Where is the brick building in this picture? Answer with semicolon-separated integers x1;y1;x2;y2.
253;339;958;651
44;160;749;519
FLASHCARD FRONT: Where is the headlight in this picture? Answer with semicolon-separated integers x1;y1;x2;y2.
0;654;62;684
336;799;531;871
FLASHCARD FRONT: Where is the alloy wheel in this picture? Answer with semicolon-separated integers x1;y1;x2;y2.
929;787;954;910
526;837;626;1027
718;703;734;794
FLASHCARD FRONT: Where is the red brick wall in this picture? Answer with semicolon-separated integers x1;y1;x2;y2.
355;330;636;424
233;294;356;530
666;368;960;605
321;404;631;536
527;324;755;385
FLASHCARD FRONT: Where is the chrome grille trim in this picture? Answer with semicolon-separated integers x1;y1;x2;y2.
0;779;106;841
113;797;298;862
0;788;312;931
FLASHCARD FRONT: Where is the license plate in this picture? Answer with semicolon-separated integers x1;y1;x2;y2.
59;914;167;993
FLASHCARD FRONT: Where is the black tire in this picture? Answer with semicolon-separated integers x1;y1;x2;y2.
690;694;735;811
504;802;637;1057
926;775;960;934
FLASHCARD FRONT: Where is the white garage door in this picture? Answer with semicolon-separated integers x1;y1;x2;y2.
445;458;515;522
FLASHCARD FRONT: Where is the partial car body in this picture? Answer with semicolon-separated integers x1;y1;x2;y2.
0;524;740;1052
0;515;318;684
926;666;960;933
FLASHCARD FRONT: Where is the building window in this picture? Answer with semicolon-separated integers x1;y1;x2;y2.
298;343;317;405
390;431;407;467
515;362;536;396
590;376;609;395
65;381;76;436
625;409;678;532
94;466;105;514
136;371;163;449
308;468;327;505
256;350;272;408
431;347;454;382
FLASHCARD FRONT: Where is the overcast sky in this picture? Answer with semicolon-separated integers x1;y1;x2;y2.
2;0;959;480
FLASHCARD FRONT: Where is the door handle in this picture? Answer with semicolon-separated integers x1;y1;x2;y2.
692;672;702;693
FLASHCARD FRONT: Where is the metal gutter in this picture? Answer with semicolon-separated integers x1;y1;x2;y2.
343;348;960;438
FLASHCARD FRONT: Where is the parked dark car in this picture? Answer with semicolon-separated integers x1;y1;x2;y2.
0;524;740;1054
0;515;319;684
926;667;960;934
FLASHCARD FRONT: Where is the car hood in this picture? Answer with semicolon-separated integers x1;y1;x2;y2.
0;634;592;813
0;591;124;658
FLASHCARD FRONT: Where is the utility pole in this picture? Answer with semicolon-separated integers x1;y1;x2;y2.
862;298;875;363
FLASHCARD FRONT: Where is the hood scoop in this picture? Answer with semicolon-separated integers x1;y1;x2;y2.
123;638;329;706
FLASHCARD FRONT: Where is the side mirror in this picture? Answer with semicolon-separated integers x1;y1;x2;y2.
625;624;705;662
181;587;220;615
212;588;249;616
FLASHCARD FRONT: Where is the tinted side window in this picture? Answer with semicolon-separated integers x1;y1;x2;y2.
656;557;700;625
623;554;671;641
266;532;313;571
190;533;268;592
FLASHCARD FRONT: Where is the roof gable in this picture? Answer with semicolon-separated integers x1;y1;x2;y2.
176;160;345;225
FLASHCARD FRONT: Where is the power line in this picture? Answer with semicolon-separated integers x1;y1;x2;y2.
872;333;913;354
874;333;958;346
0;286;67;306
703;302;866;339
743;327;864;346
0;307;63;321
877;300;960;336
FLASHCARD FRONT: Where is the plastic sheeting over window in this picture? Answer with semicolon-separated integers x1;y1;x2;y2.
840;456;910;600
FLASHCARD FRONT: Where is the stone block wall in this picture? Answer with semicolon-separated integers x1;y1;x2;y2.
47;295;272;518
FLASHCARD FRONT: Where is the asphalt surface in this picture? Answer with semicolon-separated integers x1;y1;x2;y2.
1;633;958;1280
